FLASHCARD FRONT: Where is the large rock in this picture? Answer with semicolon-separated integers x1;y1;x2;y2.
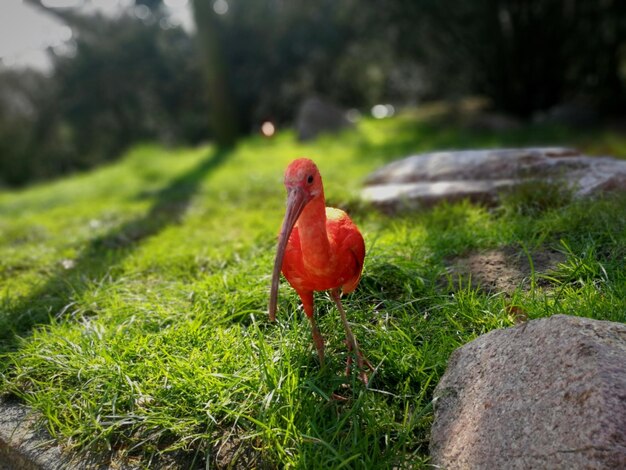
362;148;626;210
295;96;353;141
534;102;601;128
0;397;68;469
430;315;626;469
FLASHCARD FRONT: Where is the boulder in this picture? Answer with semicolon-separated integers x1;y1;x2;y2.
430;315;626;469
534;102;601;128
463;111;522;132
361;148;626;210
0;397;68;469
295;96;353;141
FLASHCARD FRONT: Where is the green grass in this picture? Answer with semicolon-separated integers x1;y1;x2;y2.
1;108;625;468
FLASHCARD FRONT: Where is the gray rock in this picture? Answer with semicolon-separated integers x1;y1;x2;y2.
0;396;240;468
464;112;522;132
362;148;626;210
534;102;601;128
0;397;67;469
430;315;626;470
295;96;353;141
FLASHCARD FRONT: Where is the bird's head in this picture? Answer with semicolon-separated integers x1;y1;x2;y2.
269;158;323;320
283;158;323;201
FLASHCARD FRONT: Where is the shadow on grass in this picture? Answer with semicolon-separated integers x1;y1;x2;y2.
0;147;231;353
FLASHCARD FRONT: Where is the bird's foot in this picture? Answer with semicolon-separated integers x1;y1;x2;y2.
330;392;349;402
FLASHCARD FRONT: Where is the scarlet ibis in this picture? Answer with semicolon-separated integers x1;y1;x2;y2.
269;158;372;383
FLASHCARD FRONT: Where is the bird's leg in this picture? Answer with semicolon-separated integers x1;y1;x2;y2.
300;291;325;366
344;339;354;377
307;315;325;366
330;289;373;385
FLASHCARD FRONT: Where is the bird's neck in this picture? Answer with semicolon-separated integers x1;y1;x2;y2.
296;193;331;270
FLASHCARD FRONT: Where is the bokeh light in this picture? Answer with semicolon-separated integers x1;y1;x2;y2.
371;104;395;119
213;0;229;15
261;121;276;137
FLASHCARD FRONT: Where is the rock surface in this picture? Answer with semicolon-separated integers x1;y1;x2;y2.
0;397;68;470
430;314;626;470
362;148;626;210
0;396;254;469
295;96;353;141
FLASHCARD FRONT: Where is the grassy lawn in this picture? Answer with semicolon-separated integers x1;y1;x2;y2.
1;108;625;468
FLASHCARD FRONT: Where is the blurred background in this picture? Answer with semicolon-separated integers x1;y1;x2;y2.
1;0;625;187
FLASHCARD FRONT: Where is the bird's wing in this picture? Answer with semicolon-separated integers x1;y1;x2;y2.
341;229;365;294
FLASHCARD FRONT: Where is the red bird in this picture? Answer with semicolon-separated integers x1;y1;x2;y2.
269;158;372;383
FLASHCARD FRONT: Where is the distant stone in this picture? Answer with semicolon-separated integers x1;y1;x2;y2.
295;96;353;141
362;148;626;210
430;315;626;470
464;111;522;132
534;101;601;128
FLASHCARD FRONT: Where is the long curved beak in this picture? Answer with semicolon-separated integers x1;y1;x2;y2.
269;186;309;321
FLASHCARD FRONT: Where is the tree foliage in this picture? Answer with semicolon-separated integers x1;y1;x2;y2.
0;0;623;186
382;0;626;116
0;2;208;186
192;0;393;132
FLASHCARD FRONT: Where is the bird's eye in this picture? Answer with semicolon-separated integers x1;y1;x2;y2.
307;175;314;184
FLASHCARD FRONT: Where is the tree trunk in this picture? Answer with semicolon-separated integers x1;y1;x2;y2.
192;0;239;148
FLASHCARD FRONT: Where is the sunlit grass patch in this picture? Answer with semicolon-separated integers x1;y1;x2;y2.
1;112;625;468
